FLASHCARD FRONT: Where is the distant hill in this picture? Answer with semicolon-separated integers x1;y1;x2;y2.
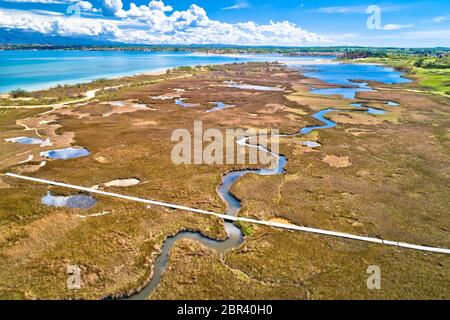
1;29;449;54
0;29;118;46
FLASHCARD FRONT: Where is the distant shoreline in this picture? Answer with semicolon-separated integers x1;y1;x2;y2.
0;51;336;94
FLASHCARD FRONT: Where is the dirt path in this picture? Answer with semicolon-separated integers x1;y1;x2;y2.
0;89;102;109
0;73;194;110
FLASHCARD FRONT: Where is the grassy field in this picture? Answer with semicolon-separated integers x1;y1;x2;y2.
0;62;449;300
0;67;198;107
355;56;450;95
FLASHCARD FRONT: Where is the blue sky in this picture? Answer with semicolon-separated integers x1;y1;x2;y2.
0;0;449;47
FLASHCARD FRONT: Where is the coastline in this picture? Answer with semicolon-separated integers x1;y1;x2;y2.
0;66;171;94
0;51;338;94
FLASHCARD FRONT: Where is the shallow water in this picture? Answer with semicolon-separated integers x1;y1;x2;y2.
40;147;90;160
151;95;178;100
175;98;198;108
0;51;257;93
206;102;235;112
386;101;400;107
5;136;50;146
302;141;322;148
109;101;127;107
351;103;387;115
225;81;284;91
128;167;248;300
310;86;373;99
300;109;337;134
42;192;97;209
301;63;411;86
104;178;140;187
0;51;335;93
299;63;411;99
126;227;243;300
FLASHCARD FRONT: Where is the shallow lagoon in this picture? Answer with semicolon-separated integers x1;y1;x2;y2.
310;86;373;99
42;192;97;209
40;147;90;160
5;136;50;146
300;63;411;99
301;63;411;86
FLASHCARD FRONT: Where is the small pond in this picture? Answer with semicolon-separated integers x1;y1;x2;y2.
6;136;50;146
351;103;387;115
42;192;97;209
225;81;284;91
40;147;90;160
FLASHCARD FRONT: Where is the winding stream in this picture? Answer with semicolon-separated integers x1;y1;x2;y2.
125;64;409;300
125;107;367;300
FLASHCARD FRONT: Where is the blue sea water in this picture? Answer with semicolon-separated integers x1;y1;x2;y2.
0;51;328;93
0;51;256;93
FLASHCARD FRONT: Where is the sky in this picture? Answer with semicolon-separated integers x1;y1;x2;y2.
0;0;449;47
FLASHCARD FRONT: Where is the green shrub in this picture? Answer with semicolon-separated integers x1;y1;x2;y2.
9;89;31;98
235;221;254;237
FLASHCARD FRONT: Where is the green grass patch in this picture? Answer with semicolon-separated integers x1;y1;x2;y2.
235;221;254;236
0;108;52;131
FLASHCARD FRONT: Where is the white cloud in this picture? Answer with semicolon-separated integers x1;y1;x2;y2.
102;0;123;16
68;1;101;13
148;0;173;12
403;28;450;38
0;1;331;46
2;0;76;3
0;9;123;38
2;0;99;12
222;1;250;10
76;1;93;11
381;24;414;31
110;1;328;44
431;14;450;23
30;10;66;16
322;27;450;47
313;6;368;14
312;3;422;14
